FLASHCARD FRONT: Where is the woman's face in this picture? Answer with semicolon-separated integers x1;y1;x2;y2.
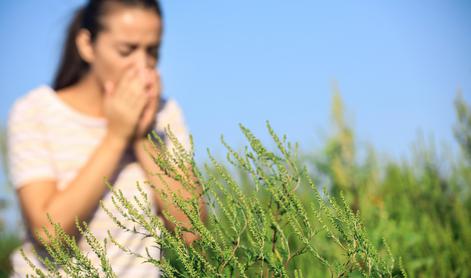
86;6;162;88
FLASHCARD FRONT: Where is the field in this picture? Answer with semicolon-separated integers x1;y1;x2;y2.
0;92;469;277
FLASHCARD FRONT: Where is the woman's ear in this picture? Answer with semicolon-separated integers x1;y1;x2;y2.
76;28;95;63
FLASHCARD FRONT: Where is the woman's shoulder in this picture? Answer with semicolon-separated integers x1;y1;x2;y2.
9;85;54;116
155;96;189;133
158;96;184;118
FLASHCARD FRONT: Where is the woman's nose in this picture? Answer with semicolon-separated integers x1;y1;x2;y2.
134;51;151;69
134;53;147;70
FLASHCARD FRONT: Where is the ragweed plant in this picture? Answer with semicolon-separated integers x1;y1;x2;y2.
20;120;402;278
7;91;471;277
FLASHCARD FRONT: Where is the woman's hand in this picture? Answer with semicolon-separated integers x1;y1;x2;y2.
134;68;162;141
182;231;200;246
103;65;148;143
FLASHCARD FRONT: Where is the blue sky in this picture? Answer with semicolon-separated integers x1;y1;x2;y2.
1;0;470;167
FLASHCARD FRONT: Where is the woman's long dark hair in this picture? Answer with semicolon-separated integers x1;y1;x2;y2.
53;0;163;91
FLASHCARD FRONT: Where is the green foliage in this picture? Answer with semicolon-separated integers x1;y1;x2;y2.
302;91;471;277
0;124;21;278
3;91;470;277
17;123;398;277
0;232;21;278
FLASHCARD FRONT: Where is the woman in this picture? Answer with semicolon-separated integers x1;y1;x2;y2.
7;0;204;276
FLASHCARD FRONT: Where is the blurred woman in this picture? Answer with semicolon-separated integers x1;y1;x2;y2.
7;0;205;276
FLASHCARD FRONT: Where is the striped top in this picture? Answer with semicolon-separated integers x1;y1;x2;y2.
7;85;191;277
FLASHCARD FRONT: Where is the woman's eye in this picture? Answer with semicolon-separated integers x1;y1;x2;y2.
147;48;158;58
118;49;133;57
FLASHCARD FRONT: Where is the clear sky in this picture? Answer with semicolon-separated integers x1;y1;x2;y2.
1;0;470;168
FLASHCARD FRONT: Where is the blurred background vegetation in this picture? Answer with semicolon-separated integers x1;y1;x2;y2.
294;91;471;277
0;121;21;277
0;91;469;277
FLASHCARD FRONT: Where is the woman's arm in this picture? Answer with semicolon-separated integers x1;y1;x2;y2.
17;132;128;245
16;66;151;246
133;138;207;246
